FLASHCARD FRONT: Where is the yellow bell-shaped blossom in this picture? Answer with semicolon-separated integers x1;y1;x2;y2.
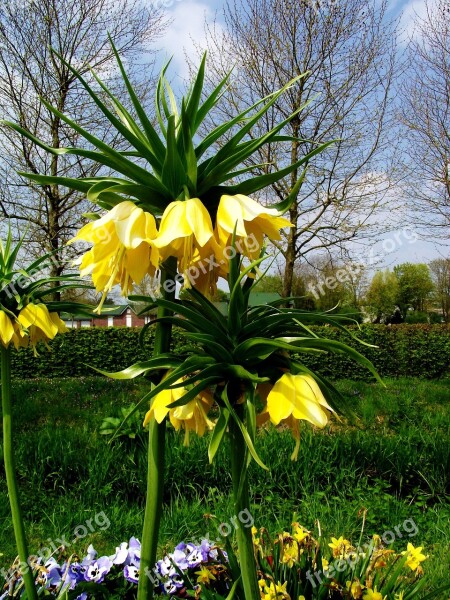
153;198;219;288
143;378;215;445
215;194;292;262
0;310;15;348
70;201;159;310
260;374;332;459
14;303;68;355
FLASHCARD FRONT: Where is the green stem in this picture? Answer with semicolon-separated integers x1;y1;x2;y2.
138;258;177;600
1;346;38;600
229;412;260;600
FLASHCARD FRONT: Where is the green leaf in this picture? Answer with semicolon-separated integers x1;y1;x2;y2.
208;406;230;463
222;386;268;470
162;115;186;196
90;355;182;379
108;36;166;162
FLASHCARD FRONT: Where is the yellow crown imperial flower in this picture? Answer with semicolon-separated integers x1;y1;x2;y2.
16;304;68;355
215;194;292;263
0;310;15;348
70;201;159;310
153;198;219;288
261;373;333;460
143;378;215;445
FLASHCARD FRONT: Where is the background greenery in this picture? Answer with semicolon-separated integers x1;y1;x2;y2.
10;324;450;379
0;376;449;593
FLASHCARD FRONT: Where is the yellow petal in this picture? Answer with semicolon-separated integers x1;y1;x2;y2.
0;311;15;347
153;201;192;248
18;304;58;340
266;374;296;424
185;198;214;247
267;373;330;428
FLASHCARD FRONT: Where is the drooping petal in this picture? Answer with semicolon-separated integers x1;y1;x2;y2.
0;310;15;347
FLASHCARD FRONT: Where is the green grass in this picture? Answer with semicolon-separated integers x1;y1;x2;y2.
1;377;449;594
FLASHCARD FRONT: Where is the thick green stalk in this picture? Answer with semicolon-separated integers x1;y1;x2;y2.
229;413;260;600
1;346;38;600
138;259;176;600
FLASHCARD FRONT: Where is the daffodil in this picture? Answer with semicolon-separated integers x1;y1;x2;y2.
402;543;427;571
262;373;332;459
363;587;385;600
195;566;216;585
292;523;309;544
153;198;219;288
346;580;363;599
328;536;353;558
215;194;292;262
281;540;299;567
143;379;215;445
260;580;290;600
70;201;158;309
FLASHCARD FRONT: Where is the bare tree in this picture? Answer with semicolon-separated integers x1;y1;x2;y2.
0;0;167;296
400;0;450;238
201;0;399;297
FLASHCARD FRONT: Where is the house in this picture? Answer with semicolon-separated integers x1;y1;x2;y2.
213;292;282;315
61;304;155;329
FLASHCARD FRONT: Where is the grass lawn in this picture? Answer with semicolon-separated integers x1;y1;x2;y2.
1;376;449;595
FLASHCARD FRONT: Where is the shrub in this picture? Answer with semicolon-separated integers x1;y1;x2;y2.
10;324;450;380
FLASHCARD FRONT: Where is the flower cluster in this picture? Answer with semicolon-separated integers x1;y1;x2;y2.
0;303;67;355
0;528;430;600
143;373;333;458
70;194;292;309
0;537;229;599
154;538;229;596
252;524;429;600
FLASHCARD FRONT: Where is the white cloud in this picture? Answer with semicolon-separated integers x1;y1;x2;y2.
398;0;438;43
157;0;223;81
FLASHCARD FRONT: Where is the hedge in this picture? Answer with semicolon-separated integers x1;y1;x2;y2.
10;324;450;380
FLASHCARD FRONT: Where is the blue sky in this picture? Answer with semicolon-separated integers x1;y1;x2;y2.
153;0;447;269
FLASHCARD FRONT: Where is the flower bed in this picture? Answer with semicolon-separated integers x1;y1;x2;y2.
1;523;433;600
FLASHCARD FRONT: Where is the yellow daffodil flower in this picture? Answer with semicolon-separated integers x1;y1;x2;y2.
195;566;216;584
261;373;332;459
363;587;385;600
328;536;352;558
281;541;299;567
153;198;219;288
143;378;215;445
292;523;309;544
260;580;290;600
215;194;292;262
402;542;427;571
322;557;329;571
0;310;15;348
346;580;363;599
70;201;158;309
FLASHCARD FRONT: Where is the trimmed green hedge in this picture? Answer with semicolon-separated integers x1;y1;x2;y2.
10;324;450;380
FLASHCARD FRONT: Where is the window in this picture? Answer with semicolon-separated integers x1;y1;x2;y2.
80;320;91;328
107;316;114;327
